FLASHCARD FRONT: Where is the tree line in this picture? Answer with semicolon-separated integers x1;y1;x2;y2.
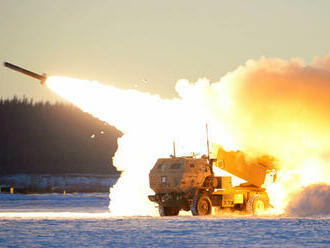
0;97;122;175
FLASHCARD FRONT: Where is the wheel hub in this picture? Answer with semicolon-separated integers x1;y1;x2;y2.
198;199;210;215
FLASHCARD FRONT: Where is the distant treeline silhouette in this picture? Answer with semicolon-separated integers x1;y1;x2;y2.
0;97;122;175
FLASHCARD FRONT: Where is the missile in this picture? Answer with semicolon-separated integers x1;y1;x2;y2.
3;62;47;85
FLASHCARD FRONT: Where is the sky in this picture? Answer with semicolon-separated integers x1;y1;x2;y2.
1;0;330;102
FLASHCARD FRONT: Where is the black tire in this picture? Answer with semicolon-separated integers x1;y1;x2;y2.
246;194;268;215
159;205;180;216
190;194;212;216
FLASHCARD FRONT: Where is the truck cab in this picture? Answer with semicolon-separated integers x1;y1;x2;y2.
149;157;212;194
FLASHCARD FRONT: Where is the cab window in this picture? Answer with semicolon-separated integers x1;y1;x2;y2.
171;163;181;169
157;164;166;170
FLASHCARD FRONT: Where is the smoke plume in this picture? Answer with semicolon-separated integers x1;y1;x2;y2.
178;55;330;213
46;54;330;215
285;184;330;216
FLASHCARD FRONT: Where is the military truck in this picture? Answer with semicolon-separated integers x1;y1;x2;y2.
148;147;276;216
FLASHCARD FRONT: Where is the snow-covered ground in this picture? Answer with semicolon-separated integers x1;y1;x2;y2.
0;193;329;248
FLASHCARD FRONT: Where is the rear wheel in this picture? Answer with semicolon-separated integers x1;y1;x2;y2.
191;194;212;216
247;194;268;215
159;205;180;216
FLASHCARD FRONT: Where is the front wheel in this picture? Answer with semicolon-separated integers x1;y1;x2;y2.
190;194;212;216
159;205;180;216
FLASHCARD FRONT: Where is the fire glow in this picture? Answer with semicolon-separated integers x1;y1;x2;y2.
46;55;330;216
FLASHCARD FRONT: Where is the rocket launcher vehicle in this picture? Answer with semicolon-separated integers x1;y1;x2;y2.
4;62;47;85
149;146;277;216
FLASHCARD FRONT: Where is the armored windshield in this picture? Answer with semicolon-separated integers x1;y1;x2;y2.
156;159;184;170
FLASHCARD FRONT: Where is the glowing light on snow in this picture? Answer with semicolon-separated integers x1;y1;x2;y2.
46;54;330;216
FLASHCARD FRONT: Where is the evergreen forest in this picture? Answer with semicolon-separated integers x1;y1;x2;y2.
0;97;122;175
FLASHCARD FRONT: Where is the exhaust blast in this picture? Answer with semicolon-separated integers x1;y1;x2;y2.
46;54;330;216
46;77;214;216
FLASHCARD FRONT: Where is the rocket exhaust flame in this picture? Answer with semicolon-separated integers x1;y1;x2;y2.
45;55;330;216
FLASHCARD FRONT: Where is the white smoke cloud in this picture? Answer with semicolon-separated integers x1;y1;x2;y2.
285;184;330;217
